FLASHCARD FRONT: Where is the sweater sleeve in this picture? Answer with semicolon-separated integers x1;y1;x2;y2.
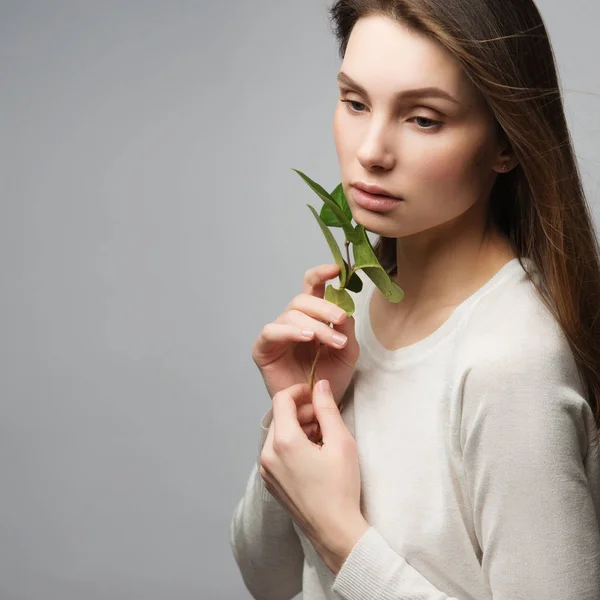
458;343;600;599
229;407;305;600
332;341;600;600
332;526;462;599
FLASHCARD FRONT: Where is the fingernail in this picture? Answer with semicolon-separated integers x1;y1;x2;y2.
332;332;347;347
317;379;330;394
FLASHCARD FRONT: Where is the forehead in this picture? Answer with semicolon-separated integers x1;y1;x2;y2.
342;15;476;104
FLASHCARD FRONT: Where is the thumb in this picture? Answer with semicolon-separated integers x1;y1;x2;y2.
313;379;343;438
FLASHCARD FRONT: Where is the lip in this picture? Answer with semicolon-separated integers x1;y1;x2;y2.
351;186;403;212
353;181;401;199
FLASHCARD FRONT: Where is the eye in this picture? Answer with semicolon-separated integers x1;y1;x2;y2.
340;99;365;113
339;100;443;131
410;116;443;131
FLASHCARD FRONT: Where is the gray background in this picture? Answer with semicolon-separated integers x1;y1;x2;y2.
1;1;598;598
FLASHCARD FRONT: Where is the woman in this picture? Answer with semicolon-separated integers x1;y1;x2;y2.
230;1;600;598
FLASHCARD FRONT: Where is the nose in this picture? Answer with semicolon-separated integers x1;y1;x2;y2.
356;121;396;171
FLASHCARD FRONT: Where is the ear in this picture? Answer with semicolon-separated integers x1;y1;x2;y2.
492;127;518;174
493;155;517;174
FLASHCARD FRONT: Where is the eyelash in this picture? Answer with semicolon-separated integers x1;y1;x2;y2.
339;99;443;131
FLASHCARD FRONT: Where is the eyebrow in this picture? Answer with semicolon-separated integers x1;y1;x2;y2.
336;71;460;105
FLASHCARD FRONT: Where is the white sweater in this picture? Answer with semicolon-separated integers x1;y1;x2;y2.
230;257;600;599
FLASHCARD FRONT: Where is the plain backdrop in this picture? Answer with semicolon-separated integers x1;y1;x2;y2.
1;1;599;598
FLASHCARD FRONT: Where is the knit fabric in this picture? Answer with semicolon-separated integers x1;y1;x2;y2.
230;258;600;599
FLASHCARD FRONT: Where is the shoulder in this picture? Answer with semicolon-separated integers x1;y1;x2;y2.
454;260;597;447
457;259;582;389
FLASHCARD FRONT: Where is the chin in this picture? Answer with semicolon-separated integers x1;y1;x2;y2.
353;217;392;238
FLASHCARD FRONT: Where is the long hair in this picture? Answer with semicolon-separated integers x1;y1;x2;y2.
329;0;600;438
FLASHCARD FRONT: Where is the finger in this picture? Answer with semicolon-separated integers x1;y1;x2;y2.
301;421;318;438
304;422;319;441
269;382;312;406
283;293;347;327
252;323;317;362
297;402;316;425
286;382;311;404
313;379;346;441
272;385;310;449
301;264;341;299
279;311;348;350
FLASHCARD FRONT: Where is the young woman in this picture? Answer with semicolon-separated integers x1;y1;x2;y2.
231;1;600;598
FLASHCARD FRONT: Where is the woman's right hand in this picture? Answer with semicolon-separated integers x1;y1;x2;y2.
251;264;361;413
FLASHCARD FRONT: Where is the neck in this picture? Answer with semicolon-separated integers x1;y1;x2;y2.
390;200;516;314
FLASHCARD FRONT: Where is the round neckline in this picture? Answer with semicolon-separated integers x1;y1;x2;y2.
359;257;533;369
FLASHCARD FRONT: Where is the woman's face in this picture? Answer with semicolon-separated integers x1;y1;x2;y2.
333;15;505;240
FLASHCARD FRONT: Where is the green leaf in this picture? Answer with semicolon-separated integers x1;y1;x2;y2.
325;284;356;317
352;225;404;302
292;169;360;244
331;183;352;221
319;183;352;227
319;202;342;228
340;259;364;293
345;268;363;293
296;169;402;310
306;204;347;287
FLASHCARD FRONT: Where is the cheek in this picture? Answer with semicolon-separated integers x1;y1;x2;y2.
333;106;349;159
333;105;365;164
412;131;492;186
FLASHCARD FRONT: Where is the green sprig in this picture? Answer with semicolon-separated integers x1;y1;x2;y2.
292;168;405;441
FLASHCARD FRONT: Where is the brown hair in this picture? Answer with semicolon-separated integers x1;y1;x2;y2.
329;0;600;439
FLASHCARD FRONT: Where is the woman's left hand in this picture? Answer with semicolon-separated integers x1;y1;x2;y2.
259;379;369;572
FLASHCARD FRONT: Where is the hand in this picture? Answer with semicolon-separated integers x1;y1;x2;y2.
251;264;360;407
259;379;369;573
